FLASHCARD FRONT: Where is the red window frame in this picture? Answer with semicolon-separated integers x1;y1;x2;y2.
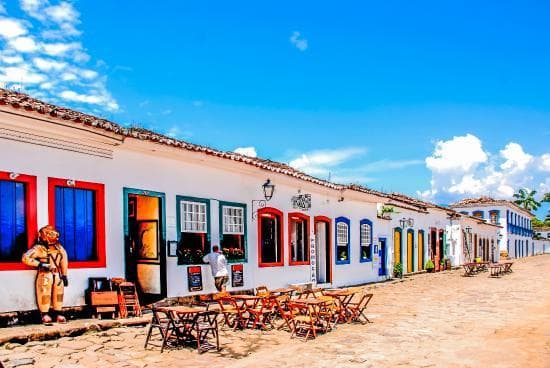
288;212;310;266
48;177;106;269
0;171;37;271
257;207;284;267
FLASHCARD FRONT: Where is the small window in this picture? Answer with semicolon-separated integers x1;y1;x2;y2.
489;210;499;225
0;172;37;270
472;211;484;219
220;203;246;262
360;219;373;262
335;217;350;264
258;207;283;267
289;213;310;265
48;178;105;268
177;196;210;265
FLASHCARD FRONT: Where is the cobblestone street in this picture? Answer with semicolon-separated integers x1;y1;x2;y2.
2;255;549;368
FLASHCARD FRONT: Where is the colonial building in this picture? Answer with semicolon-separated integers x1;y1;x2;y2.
450;197;535;259
0;88;499;313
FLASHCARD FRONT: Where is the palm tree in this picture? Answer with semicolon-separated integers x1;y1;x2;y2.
543;192;550;203
513;188;541;211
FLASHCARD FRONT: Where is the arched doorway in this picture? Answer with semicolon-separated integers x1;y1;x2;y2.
393;227;402;269
407;229;414;273
418;230;424;270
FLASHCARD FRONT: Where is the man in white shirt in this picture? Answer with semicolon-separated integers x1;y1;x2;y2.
202;245;229;291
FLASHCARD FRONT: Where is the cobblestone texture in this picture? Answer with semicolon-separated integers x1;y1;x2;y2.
1;255;549;367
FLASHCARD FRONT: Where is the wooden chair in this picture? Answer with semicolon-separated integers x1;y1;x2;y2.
217;296;246;330
317;296;339;331
272;295;293;331
347;293;373;324
255;285;269;295
192;310;220;353
246;296;275;329
144;308;170;351
288;302;318;341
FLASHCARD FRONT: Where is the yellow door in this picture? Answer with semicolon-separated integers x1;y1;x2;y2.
394;229;401;266
418;231;424;270
407;231;413;273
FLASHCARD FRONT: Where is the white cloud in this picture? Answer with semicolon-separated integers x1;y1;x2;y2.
419;134;549;204
425;134;488;172
0;65;45;83
234;146;257;158
289;147;365;176
290;31;308;51
1;2;118;112
41;41;80;56
0;17;28;38
359;159;424;173
539;154;550;172
33;56;66;71
8;36;38;52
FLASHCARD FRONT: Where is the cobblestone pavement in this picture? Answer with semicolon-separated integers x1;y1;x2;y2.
2;255;549;368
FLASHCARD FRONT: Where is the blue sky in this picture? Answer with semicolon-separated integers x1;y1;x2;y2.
1;1;549;217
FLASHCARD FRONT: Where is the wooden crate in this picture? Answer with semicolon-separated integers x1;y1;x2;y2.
90;291;118;306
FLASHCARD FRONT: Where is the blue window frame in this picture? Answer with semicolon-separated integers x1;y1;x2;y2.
0;180;27;262
54;186;97;262
359;219;373;262
335;217;350;265
489;210;500;225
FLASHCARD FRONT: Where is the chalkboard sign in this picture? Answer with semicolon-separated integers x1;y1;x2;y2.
187;266;203;292
231;264;244;288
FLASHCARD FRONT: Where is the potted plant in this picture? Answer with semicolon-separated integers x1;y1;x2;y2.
425;259;435;273
339;251;348;261
393;262;403;278
439;259;445;271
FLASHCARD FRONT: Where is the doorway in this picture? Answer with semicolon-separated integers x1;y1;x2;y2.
378;238;387;276
393;228;402;268
430;228;438;270
124;188;166;305
438;230;444;270
314;216;332;284
418;230;424;270
407;229;414;273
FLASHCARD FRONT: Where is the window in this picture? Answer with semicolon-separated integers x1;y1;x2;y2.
0;172;37;270
472;211;484;219
335;217;350;264
176;196;210;265
219;202;246;262
288;213;310;265
258;207;283;267
489;210;499;225
48;178;105;268
359;219;373;262
460;211;468;215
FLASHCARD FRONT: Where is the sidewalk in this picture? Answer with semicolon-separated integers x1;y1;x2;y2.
0;316;150;346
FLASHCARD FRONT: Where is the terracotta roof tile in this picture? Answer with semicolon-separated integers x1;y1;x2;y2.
450;196;534;217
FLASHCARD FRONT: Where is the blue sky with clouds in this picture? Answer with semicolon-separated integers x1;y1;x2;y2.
1;0;549;216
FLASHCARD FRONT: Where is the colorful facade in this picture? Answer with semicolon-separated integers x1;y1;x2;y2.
0;89;502;313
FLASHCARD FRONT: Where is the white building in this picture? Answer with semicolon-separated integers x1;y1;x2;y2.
451;197;535;259
0;88;499;313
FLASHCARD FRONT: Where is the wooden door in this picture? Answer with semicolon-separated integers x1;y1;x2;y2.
407;230;413;273
418;231;424;270
394;228;401;267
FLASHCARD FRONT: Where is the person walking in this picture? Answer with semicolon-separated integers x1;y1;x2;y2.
203;245;229;292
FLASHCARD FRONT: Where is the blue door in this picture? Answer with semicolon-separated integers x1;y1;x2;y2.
378;238;387;276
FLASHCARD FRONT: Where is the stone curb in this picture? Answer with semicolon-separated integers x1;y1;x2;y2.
0;316;151;346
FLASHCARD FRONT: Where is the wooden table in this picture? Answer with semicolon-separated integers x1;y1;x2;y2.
154;306;205;348
270;288;295;298
489;263;503;277
231;294;262;309
500;261;514;273
322;289;357;323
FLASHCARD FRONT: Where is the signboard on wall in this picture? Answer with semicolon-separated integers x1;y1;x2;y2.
231;264;244;287
291;194;312;211
187;266;203;292
310;237;316;283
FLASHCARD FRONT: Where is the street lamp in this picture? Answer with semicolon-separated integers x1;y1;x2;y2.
252;179;276;220
399;217;414;229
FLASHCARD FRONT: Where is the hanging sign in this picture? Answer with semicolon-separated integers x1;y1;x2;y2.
310;237;316;283
187;266;203;292
292;194;312;211
231;264;244;287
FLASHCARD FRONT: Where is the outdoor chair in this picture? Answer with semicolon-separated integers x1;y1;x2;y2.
347;293;373;324
288;302;319;341
217;296;246;330
272;295;293;331
192;310;220;353
316;296;339;331
144;308;171;351
246;296;275;329
255;285;269;295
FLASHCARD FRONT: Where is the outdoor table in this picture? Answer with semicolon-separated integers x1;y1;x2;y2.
155;306;204;348
231;294;262;310
463;263;477;277
489;263;503;277
501;261;514;273
322;289;357;323
270;288;295;298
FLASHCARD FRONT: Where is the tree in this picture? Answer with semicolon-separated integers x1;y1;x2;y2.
513;188;541;211
543;193;550;203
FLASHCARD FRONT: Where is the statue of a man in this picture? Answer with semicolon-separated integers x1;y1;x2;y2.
22;225;69;324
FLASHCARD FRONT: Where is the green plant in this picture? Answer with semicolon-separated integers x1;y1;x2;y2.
513;188;541;211
425;259;435;270
393;262;403;278
379;205;397;218
339;251;348;261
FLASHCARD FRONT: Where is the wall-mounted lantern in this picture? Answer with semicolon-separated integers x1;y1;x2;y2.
399;217;414;229
252;179;276;220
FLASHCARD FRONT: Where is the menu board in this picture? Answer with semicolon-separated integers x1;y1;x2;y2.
187;266;203;292
231;264;244;288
